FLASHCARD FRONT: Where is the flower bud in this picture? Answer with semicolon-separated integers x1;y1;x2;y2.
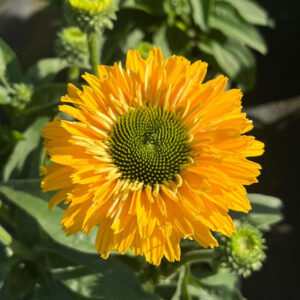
55;27;89;67
220;221;266;277
64;0;117;33
11;83;33;110
136;42;154;59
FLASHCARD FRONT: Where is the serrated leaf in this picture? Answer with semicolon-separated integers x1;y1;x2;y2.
0;182;97;253
3;117;50;181
189;0;210;31
24;58;68;86
0;38;22;83
222;0;274;27
209;2;267;54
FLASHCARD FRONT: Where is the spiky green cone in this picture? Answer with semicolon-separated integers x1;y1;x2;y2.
219;221;267;278
55;27;89;67
11;83;33;110
64;0;117;33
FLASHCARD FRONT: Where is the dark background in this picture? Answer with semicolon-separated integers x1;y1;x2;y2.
243;0;300;299
0;0;299;299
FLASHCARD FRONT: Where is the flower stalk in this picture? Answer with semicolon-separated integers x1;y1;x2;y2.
88;32;100;76
68;66;80;82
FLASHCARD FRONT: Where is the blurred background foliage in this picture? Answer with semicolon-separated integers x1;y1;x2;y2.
0;0;275;181
0;0;297;299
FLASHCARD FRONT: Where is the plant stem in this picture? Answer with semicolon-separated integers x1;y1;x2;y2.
10;238;35;261
182;265;192;300
68;66;80;82
180;249;215;265
162;249;215;277
88;31;100;76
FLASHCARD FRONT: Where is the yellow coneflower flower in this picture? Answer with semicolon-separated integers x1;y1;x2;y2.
41;48;264;265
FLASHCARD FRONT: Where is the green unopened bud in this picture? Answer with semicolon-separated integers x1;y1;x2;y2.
55;27;89;67
136;42;154;59
64;0;117;33
11;83;33;110
220;221;266;278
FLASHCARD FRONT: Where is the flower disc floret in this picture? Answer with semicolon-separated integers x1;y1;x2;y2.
108;105;190;186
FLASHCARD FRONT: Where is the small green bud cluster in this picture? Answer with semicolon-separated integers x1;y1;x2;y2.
64;0;117;33
10;83;33;110
219;221;266;278
55;27;89;67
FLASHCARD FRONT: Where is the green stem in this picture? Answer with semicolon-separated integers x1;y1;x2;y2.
88;31;100;76
182;265;192;300
10;238;35;261
180;249;215;264
162;249;215;277
68;66;80;82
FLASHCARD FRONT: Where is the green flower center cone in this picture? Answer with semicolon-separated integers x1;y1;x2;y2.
108;105;190;186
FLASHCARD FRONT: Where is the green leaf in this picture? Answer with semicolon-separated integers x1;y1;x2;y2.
197;267;237;288
43;243;159;300
121;28;145;53
222;0;275;27
166;26;191;55
9;261;38;299
188;283;245;300
153;25;172;58
3;117;50;181
246;193;283;230
23;83;67;116
0;181;97;253
0;85;10;105
31;280;77;300
189;0;210;31
210;38;256;90
171;266;185;300
51;266;92;281
15;208;40;246
0;225;12;246
120;0;164;15
0;38;22;83
209;2;267;54
24;58;68;86
0;271;10;300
